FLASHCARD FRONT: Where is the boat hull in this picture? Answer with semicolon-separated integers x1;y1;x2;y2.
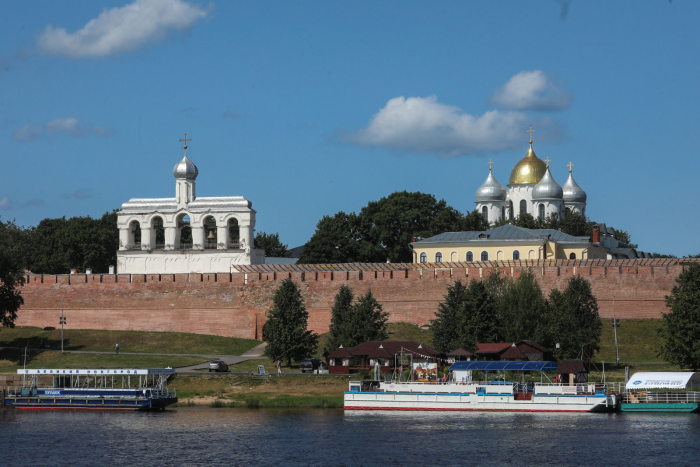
620;403;699;413
344;392;612;413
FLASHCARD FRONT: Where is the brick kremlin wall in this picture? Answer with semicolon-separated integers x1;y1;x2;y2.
14;260;688;340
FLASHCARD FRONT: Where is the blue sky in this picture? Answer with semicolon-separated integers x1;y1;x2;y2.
1;1;698;256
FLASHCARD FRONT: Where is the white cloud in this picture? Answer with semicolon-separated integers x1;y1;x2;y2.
490;70;572;111
348;95;562;157
36;0;210;58
13;117;113;142
0;196;12;210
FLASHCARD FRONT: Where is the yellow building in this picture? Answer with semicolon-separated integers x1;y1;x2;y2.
411;225;608;263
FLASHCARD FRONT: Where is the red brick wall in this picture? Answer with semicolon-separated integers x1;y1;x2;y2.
15;263;682;340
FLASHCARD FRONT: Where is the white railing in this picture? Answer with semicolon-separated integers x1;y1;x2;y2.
621;391;700;404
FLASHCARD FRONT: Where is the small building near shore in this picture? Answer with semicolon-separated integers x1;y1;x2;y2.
327;341;442;375
475;341;552;361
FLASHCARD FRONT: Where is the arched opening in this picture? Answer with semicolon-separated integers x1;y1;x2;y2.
538;203;545;221
466;251;474;262
501;206;505;221
176;213;192;249
497;250;504;260
151;216;165;250
509;201;514;220
513;250;520;260
419;252;427;263
435;252;443;263
128;220;141;250
520;200;527;215
569;252;576;259
203;215;217;249
481;206;488;223
228;218;240;248
528;249;536;259
481;251;489;261
450;251;458;262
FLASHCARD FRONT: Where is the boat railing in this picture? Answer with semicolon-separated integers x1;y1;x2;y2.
621;390;700;404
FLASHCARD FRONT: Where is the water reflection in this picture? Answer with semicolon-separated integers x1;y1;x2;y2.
2;408;699;466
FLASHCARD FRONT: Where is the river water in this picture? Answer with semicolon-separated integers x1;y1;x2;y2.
2;408;699;465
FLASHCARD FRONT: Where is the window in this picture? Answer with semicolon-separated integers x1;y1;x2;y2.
569;252;576;259
501;206;505;220
466;251;473;262
419;252;427;263
509;201;514;220
520;199;527;215
481;251;489;261
435;252;443;262
539;203;545;221
513;250;520;260
481;206;488;223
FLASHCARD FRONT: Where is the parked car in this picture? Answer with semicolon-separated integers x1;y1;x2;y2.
299;358;322;373
209;361;228;372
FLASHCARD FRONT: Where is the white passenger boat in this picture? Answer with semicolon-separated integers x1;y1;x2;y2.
345;361;616;413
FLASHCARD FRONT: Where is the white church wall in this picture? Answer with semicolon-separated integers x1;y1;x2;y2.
506;184;535;218
475;202;504;225
117;249;265;274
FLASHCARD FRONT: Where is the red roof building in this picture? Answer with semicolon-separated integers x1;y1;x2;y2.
476;341;552;361
327;341;442;375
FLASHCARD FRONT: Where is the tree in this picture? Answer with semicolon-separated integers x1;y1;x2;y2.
327;285;355;350
560;209;589;237
458;280;501;352
297;212;367;264
512;213;539;230
0;244;24;328
345;290;389;347
263;279;318;366
254;232;291;257
499;269;548;343
431;280;469;353
547;276;602;360
613;229;638;249
659;263;700;370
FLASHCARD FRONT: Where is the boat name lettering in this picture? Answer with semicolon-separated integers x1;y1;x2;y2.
45;390;61;395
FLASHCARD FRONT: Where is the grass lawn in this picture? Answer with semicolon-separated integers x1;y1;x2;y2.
0;347;206;373
172;374;347;408
0;326;260;356
597;319;665;362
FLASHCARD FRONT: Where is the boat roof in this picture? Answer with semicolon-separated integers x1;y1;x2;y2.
626;372;700;390
17;368;175;376
449;360;558;371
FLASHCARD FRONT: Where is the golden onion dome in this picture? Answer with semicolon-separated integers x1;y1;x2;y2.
508;142;547;185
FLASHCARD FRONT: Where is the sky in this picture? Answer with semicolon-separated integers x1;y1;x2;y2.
1;1;699;256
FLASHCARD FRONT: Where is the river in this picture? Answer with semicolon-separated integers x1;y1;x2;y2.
2;408;699;465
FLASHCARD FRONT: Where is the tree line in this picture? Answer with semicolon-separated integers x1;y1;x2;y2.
431;270;603;361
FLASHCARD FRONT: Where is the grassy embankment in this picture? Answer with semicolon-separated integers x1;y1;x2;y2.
0;327;260;373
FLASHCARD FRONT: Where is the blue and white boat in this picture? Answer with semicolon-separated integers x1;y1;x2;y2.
2;368;178;410
345;361;616;413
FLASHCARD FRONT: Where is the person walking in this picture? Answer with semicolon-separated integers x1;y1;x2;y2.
277;360;281;374
115;343;119;354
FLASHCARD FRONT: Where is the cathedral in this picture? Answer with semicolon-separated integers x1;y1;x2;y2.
474;128;587;224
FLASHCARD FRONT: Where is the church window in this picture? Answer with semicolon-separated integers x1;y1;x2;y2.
481;251;489;261
435;252;443;263
520;200;527;215
502;206;505;220
466;251;473;262
509;201;514;220
569;252;576;259
419;252;427;263
538;204;545;221
513;250;520;260
481;206;488;223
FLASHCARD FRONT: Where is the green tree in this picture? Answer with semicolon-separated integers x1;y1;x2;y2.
458;280;500;352
254;232;291;258
327;285;355;350
499;269;548;343
659;263;700;370
431;280;469;353
512;213;539;230
560;209;589;237
263;279;318;366
297;212;367;264
613;229;638;249
0;244;25;328
547;276;602;360
345;290;389;347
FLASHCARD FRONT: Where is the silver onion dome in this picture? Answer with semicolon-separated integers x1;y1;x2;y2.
173;154;198;180
532;167;563;200
562;171;587;203
475;170;506;202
